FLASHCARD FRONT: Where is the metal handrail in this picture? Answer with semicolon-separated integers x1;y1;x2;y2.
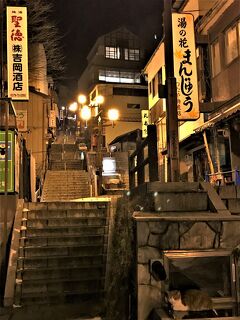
205;168;240;185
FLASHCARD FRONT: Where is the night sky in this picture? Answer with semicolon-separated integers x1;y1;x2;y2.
52;0;164;82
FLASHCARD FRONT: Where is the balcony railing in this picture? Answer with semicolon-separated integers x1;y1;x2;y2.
129;125;158;189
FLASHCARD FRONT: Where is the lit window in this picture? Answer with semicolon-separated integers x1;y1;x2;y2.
105;46;120;59
124;48;140;61
211;40;221;77
225;23;239;64
99;69;140;84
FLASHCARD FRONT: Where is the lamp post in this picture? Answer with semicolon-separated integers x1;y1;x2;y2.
94;95;104;196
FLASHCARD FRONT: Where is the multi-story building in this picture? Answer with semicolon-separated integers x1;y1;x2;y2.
78;26;148;148
144;0;240;183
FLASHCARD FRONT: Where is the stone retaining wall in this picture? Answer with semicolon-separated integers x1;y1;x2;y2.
134;214;240;320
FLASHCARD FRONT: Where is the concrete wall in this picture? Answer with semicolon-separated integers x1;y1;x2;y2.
14;91;50;178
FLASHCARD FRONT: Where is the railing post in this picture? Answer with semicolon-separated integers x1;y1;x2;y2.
205;171;209;182
148;125;158;182
129;156;135;190
235;167;240;186
136;130;144;186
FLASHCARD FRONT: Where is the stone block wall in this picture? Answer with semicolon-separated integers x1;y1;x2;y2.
134;214;240;320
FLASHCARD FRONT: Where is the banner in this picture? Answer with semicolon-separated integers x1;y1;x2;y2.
172;13;199;120
7;6;29;100
141;110;150;138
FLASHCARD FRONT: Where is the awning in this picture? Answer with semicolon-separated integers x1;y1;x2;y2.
195;102;240;132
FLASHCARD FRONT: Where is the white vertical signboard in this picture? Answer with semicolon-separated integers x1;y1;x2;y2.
7;6;29;100
141;110;149;138
172;13;199;120
49;110;56;128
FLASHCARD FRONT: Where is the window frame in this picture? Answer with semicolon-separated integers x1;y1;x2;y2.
211;39;221;77
224;21;240;65
124;48;140;61
105;46;121;60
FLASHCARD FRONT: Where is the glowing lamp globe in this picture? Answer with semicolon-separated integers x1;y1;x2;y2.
108;109;119;122
78;94;87;104
80;105;91;121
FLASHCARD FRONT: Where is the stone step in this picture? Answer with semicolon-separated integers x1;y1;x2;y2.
21;225;108;237
20;234;107;247
25;209;107;219
18;290;104;306
19;244;107;258
63;145;77;152
22;217;107;228
153;191;208;212
25;201;109;211
16;278;104;295
51;144;63;152
17;254;106;268
44;177;89;181
17;265;104;281
42;187;89;191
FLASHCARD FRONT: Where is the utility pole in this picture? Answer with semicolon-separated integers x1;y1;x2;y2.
163;0;180;182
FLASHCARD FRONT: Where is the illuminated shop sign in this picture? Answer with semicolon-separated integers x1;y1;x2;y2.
172;13;199;120
7;6;29;100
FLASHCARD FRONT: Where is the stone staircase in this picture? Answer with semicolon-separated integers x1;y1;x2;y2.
131;181;230;216
41;170;91;202
11;201;110;315
49;143;86;170
218;185;240;215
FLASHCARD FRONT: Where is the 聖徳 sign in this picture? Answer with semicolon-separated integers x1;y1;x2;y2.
172;13;199;120
7;6;29;100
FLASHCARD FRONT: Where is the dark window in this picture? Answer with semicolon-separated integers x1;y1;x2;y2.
124;48;140;61
158;67;163;85
127;103;141;109
113;87;148;97
152;77;155;97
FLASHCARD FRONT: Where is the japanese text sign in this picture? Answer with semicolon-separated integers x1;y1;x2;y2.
7;6;29;100
49;110;56;128
142;110;150;138
16;110;27;131
172;13;199;120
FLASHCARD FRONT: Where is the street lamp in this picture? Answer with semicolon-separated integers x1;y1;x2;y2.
69;102;78;112
80;105;91;127
78;94;87;105
108;108;119;127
